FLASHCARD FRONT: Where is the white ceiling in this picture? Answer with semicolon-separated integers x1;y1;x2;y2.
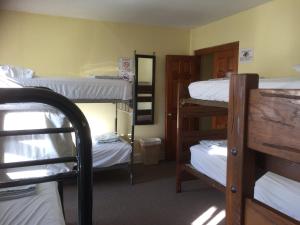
0;0;271;28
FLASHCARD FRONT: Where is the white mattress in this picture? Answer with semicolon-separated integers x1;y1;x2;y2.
190;140;300;221
14;77;132;101
0;182;65;225
92;139;132;168
188;77;300;102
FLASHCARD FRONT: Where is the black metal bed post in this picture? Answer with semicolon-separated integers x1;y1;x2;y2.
130;122;135;185
130;75;136;185
75;119;92;225
115;103;118;134
0;88;93;225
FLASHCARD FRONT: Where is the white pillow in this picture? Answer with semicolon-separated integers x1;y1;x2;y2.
0;65;35;79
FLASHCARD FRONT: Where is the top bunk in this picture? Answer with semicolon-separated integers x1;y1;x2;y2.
0;65;134;103
15;76;133;103
186;75;300;108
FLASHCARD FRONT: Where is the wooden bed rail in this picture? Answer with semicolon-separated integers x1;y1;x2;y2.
227;74;300;225
248;89;300;165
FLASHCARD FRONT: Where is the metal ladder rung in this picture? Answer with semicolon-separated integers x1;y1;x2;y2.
0;127;75;137
0;156;77;169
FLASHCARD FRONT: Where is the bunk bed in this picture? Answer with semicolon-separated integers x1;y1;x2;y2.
0;79;92;224
226;74;300;224
6;73;135;184
176;74;300;223
176;81;227;193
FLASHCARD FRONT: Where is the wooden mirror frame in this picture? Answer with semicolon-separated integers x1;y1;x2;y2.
134;54;156;125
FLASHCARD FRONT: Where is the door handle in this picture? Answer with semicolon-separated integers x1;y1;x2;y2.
168;113;172;117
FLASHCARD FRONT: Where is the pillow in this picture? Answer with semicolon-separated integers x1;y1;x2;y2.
0;65;35;79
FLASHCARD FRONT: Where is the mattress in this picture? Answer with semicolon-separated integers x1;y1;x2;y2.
190;140;300;221
0;182;65;225
14;77;132;101
188;77;300;102
92;139;132;168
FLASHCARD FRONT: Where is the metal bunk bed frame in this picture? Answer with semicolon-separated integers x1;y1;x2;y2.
0;87;93;225
10;70;136;184
73;77;136;185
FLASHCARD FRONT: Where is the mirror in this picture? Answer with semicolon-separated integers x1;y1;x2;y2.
134;54;156;125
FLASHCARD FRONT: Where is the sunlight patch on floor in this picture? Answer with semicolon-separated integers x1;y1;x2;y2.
191;206;225;225
206;210;225;225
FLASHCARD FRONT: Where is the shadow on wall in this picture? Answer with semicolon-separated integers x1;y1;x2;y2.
80;60;118;75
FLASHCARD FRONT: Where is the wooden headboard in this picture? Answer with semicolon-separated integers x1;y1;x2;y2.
226;74;300;225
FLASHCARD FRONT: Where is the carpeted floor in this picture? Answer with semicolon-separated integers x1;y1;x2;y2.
64;162;225;225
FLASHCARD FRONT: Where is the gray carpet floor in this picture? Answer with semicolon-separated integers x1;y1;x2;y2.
64;162;225;225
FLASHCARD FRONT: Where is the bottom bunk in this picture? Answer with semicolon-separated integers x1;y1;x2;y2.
188;139;300;222
92;135;132;168
0;182;65;225
91;133;134;184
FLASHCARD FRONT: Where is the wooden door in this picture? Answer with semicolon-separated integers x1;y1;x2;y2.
165;55;197;160
212;47;238;128
213;49;238;78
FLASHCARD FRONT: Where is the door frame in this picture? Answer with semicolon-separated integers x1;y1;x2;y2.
165;55;198;161
194;41;239;78
194;41;239;58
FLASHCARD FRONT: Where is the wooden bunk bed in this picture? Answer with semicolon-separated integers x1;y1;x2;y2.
176;81;227;193
177;74;300;223
12;75;136;184
0;86;92;225
226;74;300;225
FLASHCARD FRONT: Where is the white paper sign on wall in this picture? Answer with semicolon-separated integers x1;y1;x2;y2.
239;48;254;64
118;57;134;81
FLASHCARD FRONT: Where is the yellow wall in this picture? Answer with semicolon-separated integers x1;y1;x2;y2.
0;10;190;144
1;0;300;153
190;0;300;77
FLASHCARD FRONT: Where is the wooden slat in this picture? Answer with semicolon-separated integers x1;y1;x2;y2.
179;105;228;118
244;199;300;225
181;129;227;141
247;89;300;163
137;109;152;115
184;164;225;192
181;98;228;108
226;74;259;225
137;96;152;102
258;154;300;182
137;85;152;94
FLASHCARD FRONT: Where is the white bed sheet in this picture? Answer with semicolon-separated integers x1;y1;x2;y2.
188;77;300;102
14;77;132;101
0;182;65;225
190;140;300;221
92;139;132;168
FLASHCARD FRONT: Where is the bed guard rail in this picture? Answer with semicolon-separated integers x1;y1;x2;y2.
0;87;92;225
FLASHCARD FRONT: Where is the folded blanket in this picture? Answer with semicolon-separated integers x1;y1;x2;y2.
0;65;35;79
0;184;36;201
93;133;120;143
